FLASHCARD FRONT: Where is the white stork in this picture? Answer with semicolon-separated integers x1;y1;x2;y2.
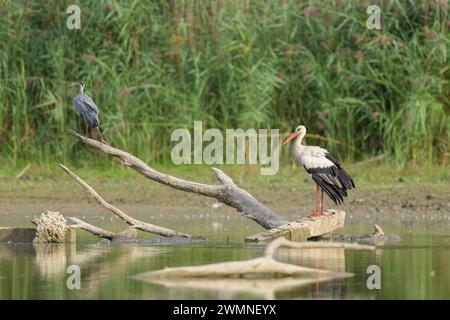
283;125;355;217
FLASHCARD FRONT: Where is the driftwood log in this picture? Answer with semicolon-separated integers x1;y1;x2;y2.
67;217;198;243
133;238;375;299
68;217;137;241
60;164;196;239
69;130;288;229
133;237;375;280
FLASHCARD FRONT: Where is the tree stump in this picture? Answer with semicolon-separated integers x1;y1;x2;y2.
31;211;68;244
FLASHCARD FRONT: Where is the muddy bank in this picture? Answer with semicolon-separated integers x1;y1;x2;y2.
0;177;448;221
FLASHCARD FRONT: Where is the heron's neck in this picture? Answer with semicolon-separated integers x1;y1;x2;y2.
80;86;84;94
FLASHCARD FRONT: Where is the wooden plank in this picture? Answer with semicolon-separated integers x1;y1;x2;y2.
65;228;77;243
0;227;76;243
245;209;345;242
245;227;291;242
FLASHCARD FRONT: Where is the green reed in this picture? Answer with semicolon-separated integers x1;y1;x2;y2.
0;0;448;168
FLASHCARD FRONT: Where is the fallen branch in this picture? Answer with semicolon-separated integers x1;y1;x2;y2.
68;217;118;240
136;256;343;279
60;164;195;238
68;217;139;241
69;130;288;229
133;237;375;279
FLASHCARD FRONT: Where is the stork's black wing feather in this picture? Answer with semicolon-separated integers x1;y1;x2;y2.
312;174;344;205
325;153;355;188
304;153;355;205
324;152;341;167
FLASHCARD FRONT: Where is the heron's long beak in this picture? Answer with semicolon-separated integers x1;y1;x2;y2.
282;132;299;145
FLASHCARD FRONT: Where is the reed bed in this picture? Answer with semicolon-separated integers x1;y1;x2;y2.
0;0;448;168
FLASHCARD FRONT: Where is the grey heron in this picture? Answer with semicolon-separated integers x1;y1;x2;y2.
283;125;355;216
73;82;106;143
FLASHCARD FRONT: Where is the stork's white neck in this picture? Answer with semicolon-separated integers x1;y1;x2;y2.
294;132;305;150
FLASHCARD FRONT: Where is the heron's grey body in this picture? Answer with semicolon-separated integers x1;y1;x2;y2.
73;86;99;129
73;82;105;143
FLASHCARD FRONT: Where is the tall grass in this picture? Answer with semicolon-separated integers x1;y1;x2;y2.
0;0;448;168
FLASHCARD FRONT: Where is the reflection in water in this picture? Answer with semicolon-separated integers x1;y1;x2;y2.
0;243;75;279
277;248;346;272
0;243;36;258
132;244;355;300
136;275;346;300
75;244;168;298
0;242;170;299
1;229;450;299
33;244;75;279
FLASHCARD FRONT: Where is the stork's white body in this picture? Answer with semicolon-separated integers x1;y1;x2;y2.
294;141;333;170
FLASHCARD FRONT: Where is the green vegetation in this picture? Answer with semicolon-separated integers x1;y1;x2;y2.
1;161;448;193
0;0;448;169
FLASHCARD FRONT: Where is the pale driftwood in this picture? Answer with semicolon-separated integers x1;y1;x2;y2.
68;217;203;244
136;256;345;279
69;217;138;241
246;209;346;242
60;164;195;238
134;237;375;280
68;217;118;240
69;130;287;229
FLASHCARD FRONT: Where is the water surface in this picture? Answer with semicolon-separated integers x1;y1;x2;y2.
0;212;449;299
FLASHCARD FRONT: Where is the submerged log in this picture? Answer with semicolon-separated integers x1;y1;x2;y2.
69;130;288;229
245;209;345;242
323;224;401;245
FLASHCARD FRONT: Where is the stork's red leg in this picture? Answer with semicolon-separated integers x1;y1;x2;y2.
311;185;325;217
320;188;324;214
316;184;320;213
311;184;316;214
315;184;319;212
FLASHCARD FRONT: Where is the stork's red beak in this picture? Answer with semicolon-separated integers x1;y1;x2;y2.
282;131;299;145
